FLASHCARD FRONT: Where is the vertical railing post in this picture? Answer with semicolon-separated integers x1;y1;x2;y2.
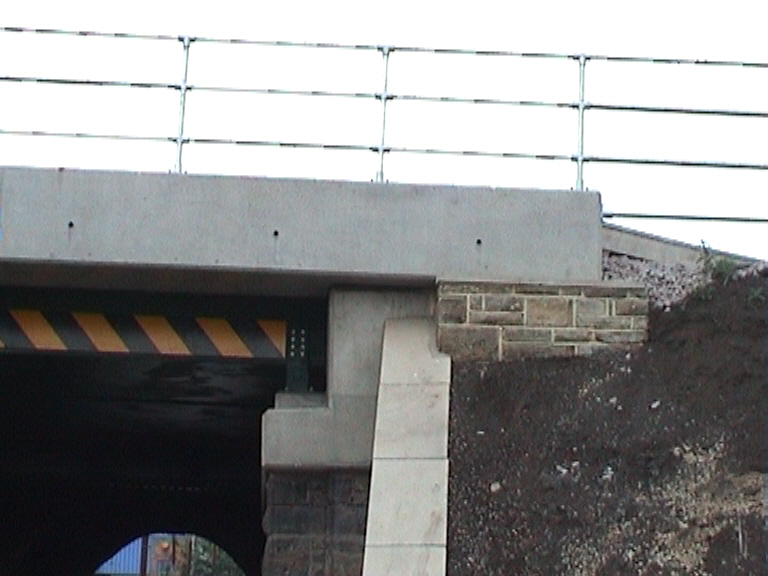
575;54;588;191
174;36;192;173
376;46;393;183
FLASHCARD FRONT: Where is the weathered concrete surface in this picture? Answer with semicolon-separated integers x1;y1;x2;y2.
0;167;603;291
602;223;755;265
262;289;434;468
363;318;450;576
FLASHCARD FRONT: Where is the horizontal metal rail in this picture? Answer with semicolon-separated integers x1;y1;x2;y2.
587;103;768;118
584;156;768;171
5;26;768;67
386;146;571;161
389;94;573;108
183;138;375;152
0;128;174;143
1;25;767;198
5;75;767;120
0;75;179;90
0;26;180;42
604;213;768;223
188;85;376;99
588;53;768;68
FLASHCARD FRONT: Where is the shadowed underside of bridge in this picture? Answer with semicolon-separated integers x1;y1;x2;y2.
0;352;283;575
0;286;328;576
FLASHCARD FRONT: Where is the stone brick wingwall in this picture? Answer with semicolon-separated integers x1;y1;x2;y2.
262;469;370;576
437;281;649;360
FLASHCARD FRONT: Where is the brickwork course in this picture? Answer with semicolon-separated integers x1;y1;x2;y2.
437;282;649;361
262;469;370;576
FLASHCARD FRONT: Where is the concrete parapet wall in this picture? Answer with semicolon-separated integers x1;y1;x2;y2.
0;167;603;290
437;281;648;360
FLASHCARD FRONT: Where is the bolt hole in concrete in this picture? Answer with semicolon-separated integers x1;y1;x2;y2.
273;229;279;238
68;221;74;229
476;238;482;246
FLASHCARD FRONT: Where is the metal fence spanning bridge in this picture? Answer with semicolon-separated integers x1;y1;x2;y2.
1;26;767;225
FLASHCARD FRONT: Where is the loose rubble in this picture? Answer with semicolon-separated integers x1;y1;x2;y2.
603;250;768;309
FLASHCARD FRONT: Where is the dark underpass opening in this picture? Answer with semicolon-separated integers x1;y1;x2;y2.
0;289;327;576
0;355;276;575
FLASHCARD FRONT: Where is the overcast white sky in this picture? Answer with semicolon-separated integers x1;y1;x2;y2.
1;0;767;259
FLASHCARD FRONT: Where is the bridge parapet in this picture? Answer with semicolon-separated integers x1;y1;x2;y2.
0;166;602;292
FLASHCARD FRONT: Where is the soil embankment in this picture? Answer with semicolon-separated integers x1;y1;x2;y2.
449;261;766;575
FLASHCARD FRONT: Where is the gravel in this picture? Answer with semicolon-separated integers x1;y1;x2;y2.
602;251;768;310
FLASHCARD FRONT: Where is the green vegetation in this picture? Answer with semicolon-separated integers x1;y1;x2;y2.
747;286;765;308
184;536;244;576
698;241;741;285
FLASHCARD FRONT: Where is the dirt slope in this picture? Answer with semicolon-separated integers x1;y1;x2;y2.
448;272;766;576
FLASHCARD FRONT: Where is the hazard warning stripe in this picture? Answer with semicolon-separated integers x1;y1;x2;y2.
258;319;287;358
72;312;129;353
0;309;287;359
9;310;66;351
196;317;252;358
134;315;191;356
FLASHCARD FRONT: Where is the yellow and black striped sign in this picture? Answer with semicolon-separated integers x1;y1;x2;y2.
0;309;286;359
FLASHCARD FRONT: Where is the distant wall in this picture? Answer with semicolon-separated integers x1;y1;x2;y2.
437;281;648;360
602;223;755;266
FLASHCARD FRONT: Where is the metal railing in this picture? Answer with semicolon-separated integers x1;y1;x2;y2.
1;26;767;223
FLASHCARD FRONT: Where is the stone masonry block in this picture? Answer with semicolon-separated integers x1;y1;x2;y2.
263;505;327;535
576;298;608;318
553;328;594;343
614;298;650;316
625;286;648;298
267;473;309;505
330;537;365;576
526;297;573;327
502;327;552;342
469;295;483;310
332;504;368;536
595;330;646;344
514;284;561;295
436;296;467;324
502;342;575;359
484;294;524;312
582;285;645;298
469;310;525;326
333;472;370;505
438;282;515;295
558;286;584;296
263;535;311;576
575;343;610;356
437;282;468;295
576;316;633;330
633;316;649;331
438;325;499;361
306;477;333;506
266;472;333;506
